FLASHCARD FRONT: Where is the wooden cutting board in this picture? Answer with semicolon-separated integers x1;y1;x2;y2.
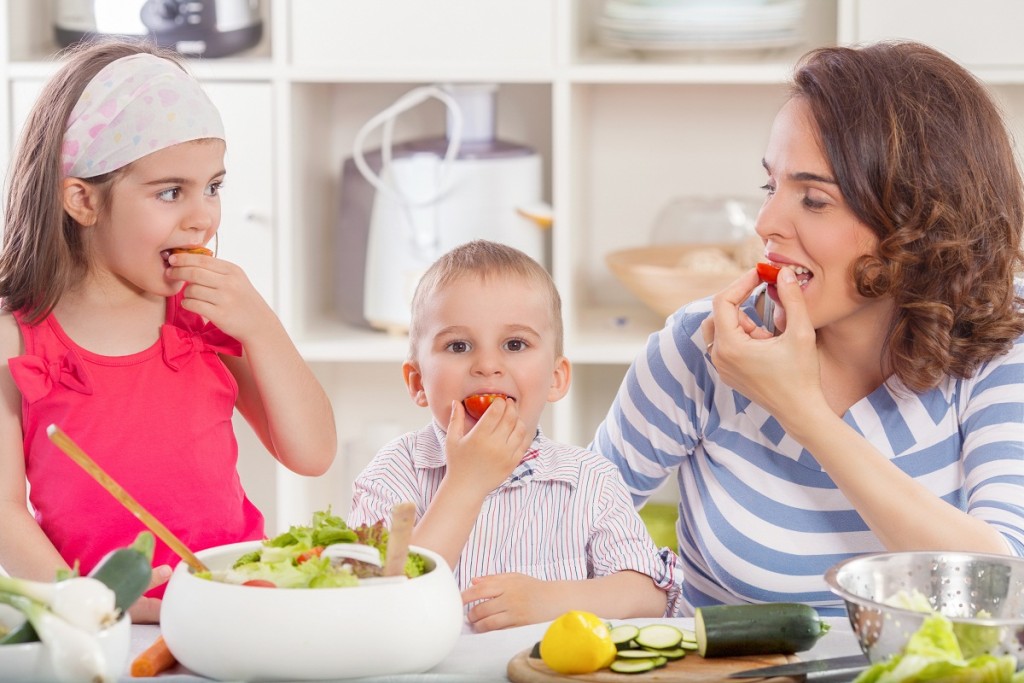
507;648;799;683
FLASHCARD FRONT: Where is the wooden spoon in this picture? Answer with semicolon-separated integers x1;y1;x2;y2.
383;501;416;577
46;424;209;573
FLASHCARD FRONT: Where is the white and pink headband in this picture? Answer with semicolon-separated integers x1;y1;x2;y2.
61;53;225;178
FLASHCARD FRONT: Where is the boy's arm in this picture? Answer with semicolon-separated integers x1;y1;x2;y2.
463;570;668;633
411;399;531;570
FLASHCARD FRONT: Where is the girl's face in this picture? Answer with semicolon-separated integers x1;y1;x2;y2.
403;273;570;436
757;98;890;334
89;139;225;297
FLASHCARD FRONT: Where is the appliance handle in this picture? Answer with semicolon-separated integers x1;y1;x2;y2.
352;85;463;208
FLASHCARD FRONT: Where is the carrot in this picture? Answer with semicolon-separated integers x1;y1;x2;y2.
130;635;177;677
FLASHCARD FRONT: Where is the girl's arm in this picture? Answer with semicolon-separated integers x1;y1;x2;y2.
171;254;336;476
463;571;667;632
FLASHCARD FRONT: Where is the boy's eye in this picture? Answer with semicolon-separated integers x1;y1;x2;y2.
504;339;527;352
447;341;470;353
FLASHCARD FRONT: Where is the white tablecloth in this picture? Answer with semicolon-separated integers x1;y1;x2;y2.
122;617;862;682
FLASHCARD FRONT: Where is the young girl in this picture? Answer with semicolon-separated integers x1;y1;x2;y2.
0;39;337;623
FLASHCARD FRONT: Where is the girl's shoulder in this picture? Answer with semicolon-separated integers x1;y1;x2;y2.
0;310;23;361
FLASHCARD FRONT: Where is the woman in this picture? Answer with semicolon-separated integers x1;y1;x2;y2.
592;41;1024;616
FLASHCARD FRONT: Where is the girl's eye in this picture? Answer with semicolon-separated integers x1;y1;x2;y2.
206;182;223;197
157;188;180;202
446;341;470;353
504;339;528;352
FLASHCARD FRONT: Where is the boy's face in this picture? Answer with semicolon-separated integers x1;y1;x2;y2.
403;272;570;435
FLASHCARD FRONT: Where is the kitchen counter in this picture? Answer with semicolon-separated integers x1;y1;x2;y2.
121;617;862;682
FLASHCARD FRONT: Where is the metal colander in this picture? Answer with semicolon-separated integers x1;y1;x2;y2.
824;552;1024;667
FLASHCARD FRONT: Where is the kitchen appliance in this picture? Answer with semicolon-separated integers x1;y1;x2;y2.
336;84;548;333
54;0;263;58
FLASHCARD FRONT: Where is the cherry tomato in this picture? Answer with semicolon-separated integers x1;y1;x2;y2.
756;262;782;284
242;579;277;588
463;393;510;420
296;546;324;564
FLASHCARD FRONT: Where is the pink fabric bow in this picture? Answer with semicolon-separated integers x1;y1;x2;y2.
9;349;94;404
161;324;242;370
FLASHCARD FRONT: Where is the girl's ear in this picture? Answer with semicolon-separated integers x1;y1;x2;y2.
402;360;428;407
62;177;100;227
546;356;572;403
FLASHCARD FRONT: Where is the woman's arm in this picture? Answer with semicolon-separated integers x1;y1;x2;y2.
709;268;1017;555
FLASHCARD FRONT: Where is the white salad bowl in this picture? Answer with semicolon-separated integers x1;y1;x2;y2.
0;607;131;683
161;541;464;681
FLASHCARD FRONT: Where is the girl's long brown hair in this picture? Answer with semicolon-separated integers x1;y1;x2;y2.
0;38;184;324
793;41;1024;392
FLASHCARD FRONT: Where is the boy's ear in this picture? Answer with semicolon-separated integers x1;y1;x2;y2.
546;356;571;403
62;177;100;227
402;360;428;407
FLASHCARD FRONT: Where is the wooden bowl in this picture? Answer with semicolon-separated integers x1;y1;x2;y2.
606;244;744;318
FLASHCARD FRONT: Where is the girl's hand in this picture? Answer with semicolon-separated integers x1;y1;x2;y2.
443;398;531;499
166;253;275;344
126;564;172;624
703;266;822;417
462;573;554;632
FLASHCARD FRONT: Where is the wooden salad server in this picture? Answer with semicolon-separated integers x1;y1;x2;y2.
383;501;416;577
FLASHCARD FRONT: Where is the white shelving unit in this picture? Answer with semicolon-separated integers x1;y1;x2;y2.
4;0;1023;533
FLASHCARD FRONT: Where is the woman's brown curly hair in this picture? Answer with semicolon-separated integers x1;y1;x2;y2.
792;41;1024;393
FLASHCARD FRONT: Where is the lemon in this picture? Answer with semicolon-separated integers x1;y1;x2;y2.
539;610;617;675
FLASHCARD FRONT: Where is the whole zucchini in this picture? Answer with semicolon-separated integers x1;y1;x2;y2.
695;603;830;658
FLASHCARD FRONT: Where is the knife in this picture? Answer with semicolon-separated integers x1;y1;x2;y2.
728;654;869;680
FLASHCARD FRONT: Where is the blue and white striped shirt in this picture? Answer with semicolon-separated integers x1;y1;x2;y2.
592;292;1024;617
349;422;682;615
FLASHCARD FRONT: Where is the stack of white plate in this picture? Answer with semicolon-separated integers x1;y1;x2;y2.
596;0;808;55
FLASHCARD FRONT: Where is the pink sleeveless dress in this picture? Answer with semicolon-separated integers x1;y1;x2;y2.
10;292;265;595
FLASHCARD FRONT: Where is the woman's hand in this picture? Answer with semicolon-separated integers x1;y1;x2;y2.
443;399;531;500
702;266;822;417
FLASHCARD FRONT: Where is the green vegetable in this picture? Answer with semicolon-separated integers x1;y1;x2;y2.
694;603;830;657
854;614;1020;683
609;658;658;674
635;623;684;650
610;624;640;648
0;592;106;682
88;531;155;612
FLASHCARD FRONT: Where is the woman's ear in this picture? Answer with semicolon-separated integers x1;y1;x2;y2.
546;356;572;403
402;360;428;407
62;177;99;226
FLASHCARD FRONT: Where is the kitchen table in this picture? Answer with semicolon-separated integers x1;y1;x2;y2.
119;617;862;683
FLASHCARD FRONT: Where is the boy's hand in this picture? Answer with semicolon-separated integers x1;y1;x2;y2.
462;573;562;632
444;398;531;498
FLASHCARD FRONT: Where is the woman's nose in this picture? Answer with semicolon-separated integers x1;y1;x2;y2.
754;196;786;241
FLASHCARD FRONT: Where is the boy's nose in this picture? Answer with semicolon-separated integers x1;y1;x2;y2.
471;351;504;375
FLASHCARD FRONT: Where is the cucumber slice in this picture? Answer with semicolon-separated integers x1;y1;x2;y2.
647;646;686;660
610;658;657;674
610;624;640;647
634;623;684;650
652;656;668;668
679;640;699;651
617;649;659;659
680;627;697;643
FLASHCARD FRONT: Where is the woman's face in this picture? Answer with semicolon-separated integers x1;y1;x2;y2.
757;97;890;335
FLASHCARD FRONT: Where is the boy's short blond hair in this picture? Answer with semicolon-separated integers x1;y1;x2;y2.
408;240;563;358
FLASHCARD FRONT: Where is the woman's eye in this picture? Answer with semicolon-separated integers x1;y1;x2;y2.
157;188;180;201
447;341;470;353
504;339;528;352
759;183;776;197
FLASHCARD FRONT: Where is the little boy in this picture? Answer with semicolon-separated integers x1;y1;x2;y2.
349;240;680;631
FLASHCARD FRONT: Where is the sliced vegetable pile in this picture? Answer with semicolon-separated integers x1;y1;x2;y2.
200;508;427;588
536;603;831;676
0;531;154;683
